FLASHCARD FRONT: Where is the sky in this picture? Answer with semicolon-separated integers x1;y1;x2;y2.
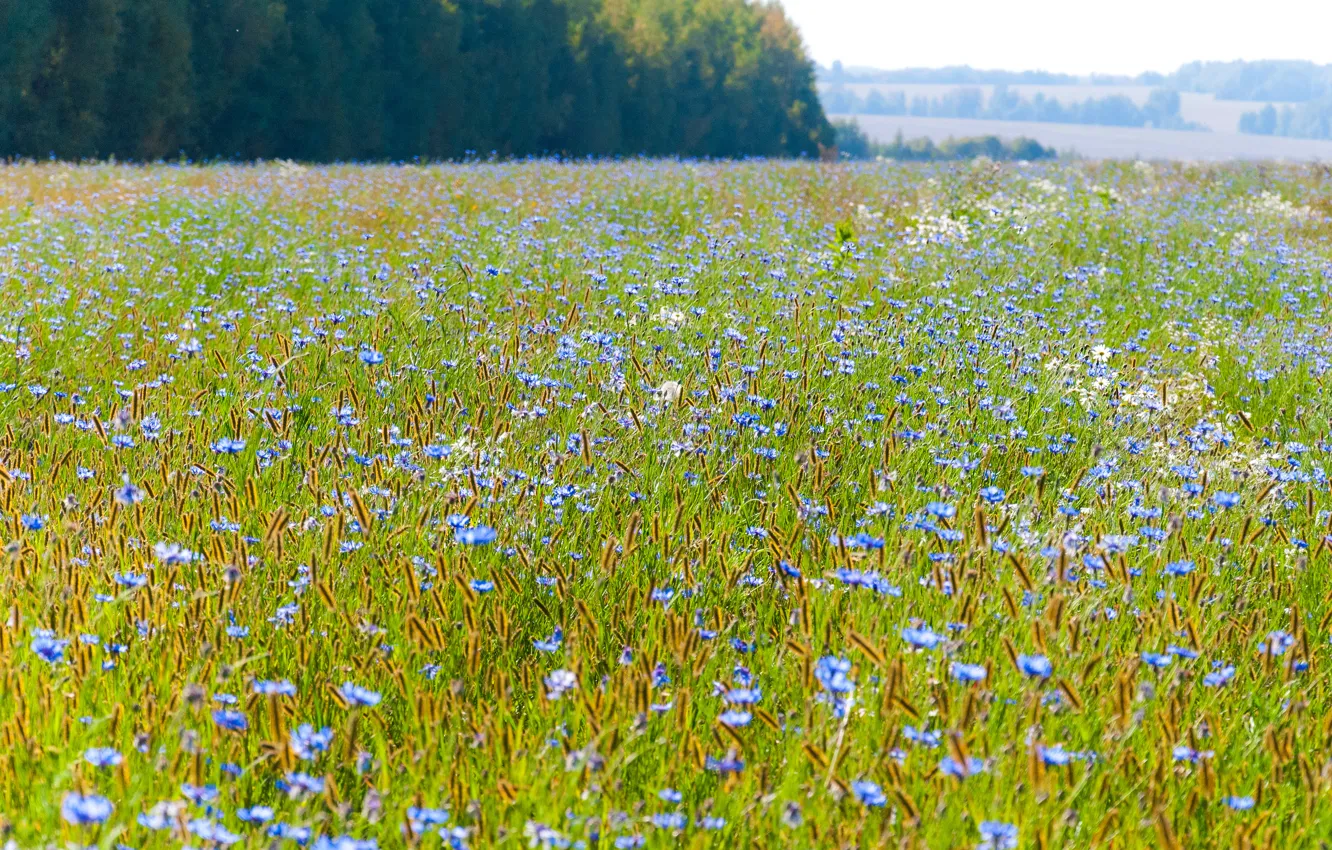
777;0;1332;76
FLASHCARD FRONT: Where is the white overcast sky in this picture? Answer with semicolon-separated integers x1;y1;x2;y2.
777;0;1332;75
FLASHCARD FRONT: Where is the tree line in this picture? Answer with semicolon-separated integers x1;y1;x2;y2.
821;85;1204;131
1239;100;1332;140
0;0;831;161
832;120;1056;162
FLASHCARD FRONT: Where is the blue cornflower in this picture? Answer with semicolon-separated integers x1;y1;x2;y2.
533;627;563;653
951;662;987;683
339;682;382;707
719;710;752;727
979;821;1019;849
290;724;335;759
254;679;297;696
455;525;497;545
31;632;68;664
61;792;114;825
212;708;248;732
926;501;956;519
902;626;946;650
813;656;855;694
851;779;887;807
84;747;123;767
1017;654;1052;679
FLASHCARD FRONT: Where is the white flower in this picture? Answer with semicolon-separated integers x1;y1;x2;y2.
545;669;577;700
655;380;683;407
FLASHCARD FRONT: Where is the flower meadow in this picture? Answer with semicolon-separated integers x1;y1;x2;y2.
2;159;1332;849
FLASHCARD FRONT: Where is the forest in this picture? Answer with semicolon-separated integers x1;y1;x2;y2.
0;0;831;161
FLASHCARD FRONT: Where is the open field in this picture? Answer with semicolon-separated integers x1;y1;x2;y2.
838;113;1332;160
3;160;1332;847
821;83;1270;133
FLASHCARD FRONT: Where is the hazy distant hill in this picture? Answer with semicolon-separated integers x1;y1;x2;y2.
821;60;1332;152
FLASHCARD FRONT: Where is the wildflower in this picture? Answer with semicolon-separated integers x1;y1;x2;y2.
456;525;497;545
153;541;196;564
718;709;752;727
939;755;986;777
545;669;577;700
951;662;987;683
978;821;1019;850
1017;654;1052;679
31;631;68;664
84;747;123;767
290;724;335;759
813;656;855;694
212;708;248;732
851;779;886;807
902;626;946;650
339;682;382;707
61;792;114;825
533;627;563;652
655;380;683;406
926;501;956;519
114;478;144;505
254;679;298;696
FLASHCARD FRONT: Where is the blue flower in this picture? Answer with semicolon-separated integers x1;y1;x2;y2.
979;486;1005;504
813;656;855;694
926;501;956;519
359;349;385;366
254;679;298;696
339;682;382;707
212;708;248;732
1017;654;1052;679
61;792;114;825
1164;559;1195;577
719;709;752;727
290;724;335;759
851;779;886;807
939;755;985;777
533;627;563;653
902;626;945;650
31;632;68;664
455;525;497;545
951;662;987;683
979;821;1019;849
84;746;123;767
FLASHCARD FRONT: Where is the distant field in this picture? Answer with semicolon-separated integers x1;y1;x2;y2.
835;113;1332;160
821;83;1269;133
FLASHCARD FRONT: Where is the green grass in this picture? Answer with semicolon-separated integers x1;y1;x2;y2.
0;159;1331;849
